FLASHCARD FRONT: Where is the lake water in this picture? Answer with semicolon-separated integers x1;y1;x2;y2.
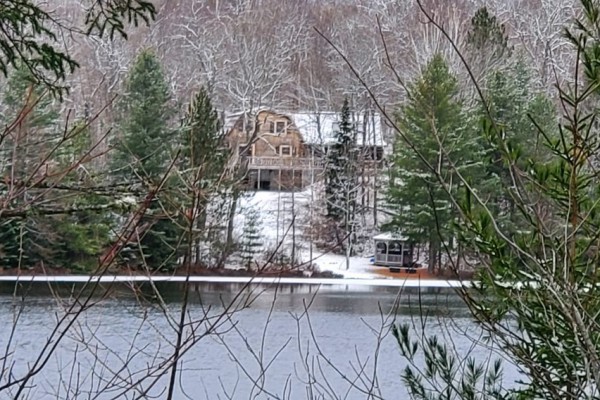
0;282;517;399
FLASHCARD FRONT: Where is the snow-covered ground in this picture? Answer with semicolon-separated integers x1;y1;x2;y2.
233;188;386;279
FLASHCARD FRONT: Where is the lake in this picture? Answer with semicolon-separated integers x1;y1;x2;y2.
0;282;516;399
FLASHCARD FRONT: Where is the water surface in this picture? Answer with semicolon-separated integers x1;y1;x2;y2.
0;282;513;399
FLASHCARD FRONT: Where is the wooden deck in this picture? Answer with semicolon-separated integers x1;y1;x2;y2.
245;156;324;170
241;156;383;172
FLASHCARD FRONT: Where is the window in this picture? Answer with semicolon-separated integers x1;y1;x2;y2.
388;241;403;255
279;145;292;157
275;121;287;134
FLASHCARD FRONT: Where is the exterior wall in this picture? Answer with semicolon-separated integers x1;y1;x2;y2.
226;110;308;190
225;110;384;191
226;110;306;159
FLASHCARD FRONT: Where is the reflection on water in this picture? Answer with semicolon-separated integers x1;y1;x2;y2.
0;282;511;399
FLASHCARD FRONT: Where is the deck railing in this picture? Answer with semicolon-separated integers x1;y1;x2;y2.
241;156;382;171
245;156;324;170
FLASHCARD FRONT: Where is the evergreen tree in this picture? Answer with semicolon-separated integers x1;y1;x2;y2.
1;64;59;178
240;207;263;270
112;50;183;271
397;2;600;397
325;98;358;255
466;7;512;78
111;50;172;183
179;86;231;264
0;66;59;268
51;123;113;271
387;54;480;272
480;61;557;231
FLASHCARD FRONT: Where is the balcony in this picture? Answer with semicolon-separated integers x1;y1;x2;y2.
244;156;324;170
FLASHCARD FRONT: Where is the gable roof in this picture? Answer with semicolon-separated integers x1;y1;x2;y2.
223;109;386;147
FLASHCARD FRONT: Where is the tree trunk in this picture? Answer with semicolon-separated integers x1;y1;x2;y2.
219;193;239;267
194;203;208;264
428;237;439;274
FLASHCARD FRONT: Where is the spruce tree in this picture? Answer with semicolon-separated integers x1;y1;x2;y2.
112;50;182;271
179;86;230;264
387;54;480;273
325;98;358;256
397;2;600;397
111;50;172;183
240;208;263;270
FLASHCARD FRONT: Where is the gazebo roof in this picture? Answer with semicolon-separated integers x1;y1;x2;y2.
373;232;409;242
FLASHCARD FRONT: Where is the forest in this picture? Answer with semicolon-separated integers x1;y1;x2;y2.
5;1;600;399
0;0;579;275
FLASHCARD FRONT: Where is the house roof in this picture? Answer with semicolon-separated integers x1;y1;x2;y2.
223;109;386;147
289;112;385;146
373;232;409;242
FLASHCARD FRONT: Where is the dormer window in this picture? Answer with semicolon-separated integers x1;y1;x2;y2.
275;121;287;134
267;119;288;134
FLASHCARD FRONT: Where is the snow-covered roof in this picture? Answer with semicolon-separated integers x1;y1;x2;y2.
373;232;409;242
222;110;246;132
222;109;386;147
290;112;385;146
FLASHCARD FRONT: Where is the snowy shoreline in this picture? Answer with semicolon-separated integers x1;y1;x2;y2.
0;275;468;288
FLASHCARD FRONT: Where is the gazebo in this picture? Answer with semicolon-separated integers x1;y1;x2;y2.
373;233;414;268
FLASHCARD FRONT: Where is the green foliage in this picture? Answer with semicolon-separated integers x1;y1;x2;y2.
51;123;112;271
325;98;358;252
180;86;228;185
0;0;155;96
478;61;558;231
398;2;600;399
0;218;24;268
387;54;480;269
240;207;262;270
111;50;183;271
177;86;232;265
394;324;511;400
111;50;173;183
1;64;59;178
467;7;511;58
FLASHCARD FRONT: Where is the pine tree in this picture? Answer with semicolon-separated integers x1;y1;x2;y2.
240;208;263;270
466;7;512;78
112;50;183;271
387;54;480;273
480;61;557;231
398;2;600;397
179;86;230;264
325;98;358;256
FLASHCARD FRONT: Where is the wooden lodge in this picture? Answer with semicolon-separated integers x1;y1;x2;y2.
225;109;385;190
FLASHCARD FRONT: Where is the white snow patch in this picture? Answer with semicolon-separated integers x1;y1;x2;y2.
233;188;385;279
